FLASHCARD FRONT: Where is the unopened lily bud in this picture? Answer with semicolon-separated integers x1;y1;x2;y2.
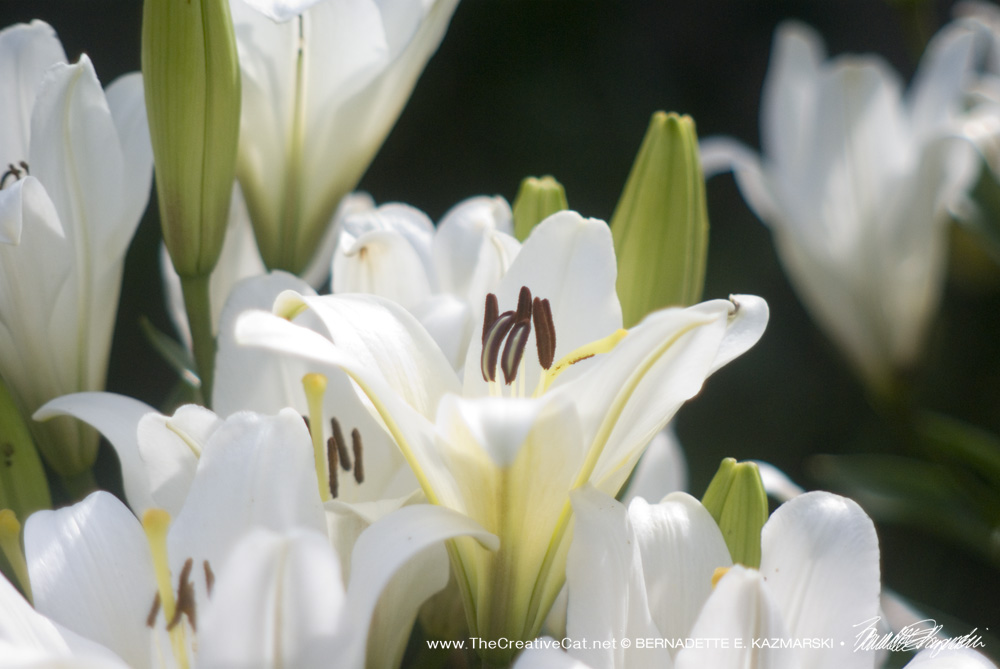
142;0;240;278
611;112;709;327
0;378;50;521
701;458;768;569
512;175;568;241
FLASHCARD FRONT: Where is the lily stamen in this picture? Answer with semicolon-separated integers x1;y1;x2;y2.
0;161;27;189
169;558;196;632
302;374;332;503
326;432;339;499
531;297;555;370
351;428;364;484
203;561;215;597
331;418;351;471
146;593;161;628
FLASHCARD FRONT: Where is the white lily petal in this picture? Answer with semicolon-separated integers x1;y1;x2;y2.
0;176;31;245
323;491;419;581
233;308;439;499
699;137;782;225
699;293;769;374
212;271;317;415
366;539;449;669
168;409;327;573
136;404;221;515
753;460;805;502
30;56;135;291
25;492;154;669
433;195;516;302
198;527;345;668
760;21;825;175
414;293;472;371
565;300;738;495
33;393;158;514
305;191;376;289
240;0;326;22
908;21;977;140
629;493;732;646
275;292;461;419
622;426;687;504
566;486;671;669
334;229;434;308
760;491;880;669
343;504;498;667
103;72;152;236
466;211;621;392
676;566;794;669
432;394;584;635
0;20;66;166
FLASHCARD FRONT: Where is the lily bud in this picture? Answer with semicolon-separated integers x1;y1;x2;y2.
0;377;51;522
512;175;568;241
611;112;709;327
142;0;241;278
701;458;768;569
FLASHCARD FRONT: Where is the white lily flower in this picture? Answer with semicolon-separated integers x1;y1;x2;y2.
332;195;519;368
159;189;373;350
701;21;979;395
952;3;1000;177
0;21;152;477
514;487;877;669
231;0;460;274
235;211;768;660
11;407;495;668
520;486;1000;669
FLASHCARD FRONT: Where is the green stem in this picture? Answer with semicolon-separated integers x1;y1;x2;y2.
180;274;215;406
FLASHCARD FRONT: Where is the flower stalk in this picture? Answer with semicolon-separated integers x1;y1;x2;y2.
142;0;242;401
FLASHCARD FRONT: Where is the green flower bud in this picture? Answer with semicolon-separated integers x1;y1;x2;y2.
611;112;709;327
701;458;768;569
142;0;241;278
512;175;569;241
0;377;51;523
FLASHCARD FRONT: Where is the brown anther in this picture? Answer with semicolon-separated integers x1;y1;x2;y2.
514;286;533;323
302;415;311;433
482;293;499;346
0;163;23;189
18;161;28;175
532;297;556;369
146;592;161;628
168;558;195;631
481;311;516;382
330;418;351;471
500;320;531;384
351;429;364;484
203;560;215;597
326;433;339;498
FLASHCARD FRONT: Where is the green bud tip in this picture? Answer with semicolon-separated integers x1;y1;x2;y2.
701;457;768;569
611;111;709;327
512;175;569;241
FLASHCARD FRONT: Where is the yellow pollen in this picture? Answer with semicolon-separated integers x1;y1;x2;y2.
711;566;731;589
537;328;628;394
0;509;31;603
302;373;332;502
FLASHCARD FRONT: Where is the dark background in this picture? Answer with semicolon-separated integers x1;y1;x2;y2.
3;0;998;659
